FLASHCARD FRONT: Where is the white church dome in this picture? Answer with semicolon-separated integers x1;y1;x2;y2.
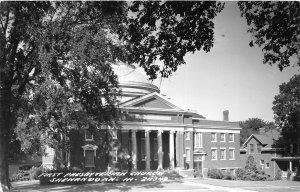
112;63;160;102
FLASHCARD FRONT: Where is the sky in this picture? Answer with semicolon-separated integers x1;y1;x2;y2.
149;2;299;122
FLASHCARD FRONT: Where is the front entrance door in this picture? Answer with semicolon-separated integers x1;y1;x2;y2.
193;161;202;173
85;150;95;167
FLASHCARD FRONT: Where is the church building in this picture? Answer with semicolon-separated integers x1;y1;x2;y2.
43;63;241;176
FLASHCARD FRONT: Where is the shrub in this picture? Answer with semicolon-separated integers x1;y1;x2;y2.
222;170;235;180
10;170;30;182
193;170;202;178
287;169;292;181
245;155;257;172
207;169;224;179
236;168;245;180
29;166;43;180
275;169;282;180
162;170;183;180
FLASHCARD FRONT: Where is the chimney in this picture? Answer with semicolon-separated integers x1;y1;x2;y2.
259;127;266;134
223;110;229;121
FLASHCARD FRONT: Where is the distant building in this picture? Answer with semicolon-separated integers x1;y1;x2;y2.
240;127;300;178
43;63;241;176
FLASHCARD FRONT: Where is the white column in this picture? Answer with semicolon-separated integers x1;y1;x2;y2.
169;130;175;169
145;130;151;170
289;160;292;171
157;130;163;170
131;130;137;170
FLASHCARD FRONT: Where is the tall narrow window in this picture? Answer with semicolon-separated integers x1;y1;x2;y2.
257;144;262;153
194;133;203;148
220;133;225;142
185;148;191;161
249;144;254;154
211;133;217;142
229;148;235;160
85;130;93;141
111;130;117;139
185;132;190;140
228;133;234;142
220;148;226;160
211;148;217;160
113;149;118;162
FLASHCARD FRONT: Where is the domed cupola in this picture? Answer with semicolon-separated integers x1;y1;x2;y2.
112;63;160;102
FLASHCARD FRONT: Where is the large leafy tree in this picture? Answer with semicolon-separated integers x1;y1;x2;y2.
0;2;126;190
123;1;224;79
0;1;225;190
238;1;300;70
272;74;300;154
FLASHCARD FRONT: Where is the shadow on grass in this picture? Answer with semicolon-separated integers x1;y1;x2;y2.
11;178;184;192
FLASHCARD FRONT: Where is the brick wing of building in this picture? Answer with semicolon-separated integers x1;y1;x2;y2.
43;63;242;177
240;128;300;178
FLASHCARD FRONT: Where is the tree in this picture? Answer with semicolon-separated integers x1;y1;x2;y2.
123;1;224;79
0;2;226;190
0;2;126;190
272;74;300;154
238;1;300;70
239;118;276;145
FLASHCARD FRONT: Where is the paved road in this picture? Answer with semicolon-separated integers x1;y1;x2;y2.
11;178;300;192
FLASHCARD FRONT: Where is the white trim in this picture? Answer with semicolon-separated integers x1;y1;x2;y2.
85;130;94;141
120;92;183;110
260;159;264;165
194;128;240;133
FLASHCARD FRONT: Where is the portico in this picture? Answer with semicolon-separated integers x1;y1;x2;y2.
130;129;183;171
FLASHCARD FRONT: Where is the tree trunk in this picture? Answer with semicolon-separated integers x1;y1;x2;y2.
0;27;11;192
0;76;11;192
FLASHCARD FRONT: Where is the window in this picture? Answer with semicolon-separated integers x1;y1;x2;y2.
249;144;254;154
211;148;217;160
111;130;117;139
260;159;264;165
185;132;190;140
185;148;191;161
229;133;234;142
141;138;145;160
220;133;226;142
211;133;217;142
47;146;54;156
194;133;203;148
257;144;262;153
220;148;226;160
113;149;118;162
229;148;235;160
85;130;93;141
266;163;270;169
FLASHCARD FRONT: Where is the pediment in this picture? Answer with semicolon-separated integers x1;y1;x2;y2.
120;92;182;110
